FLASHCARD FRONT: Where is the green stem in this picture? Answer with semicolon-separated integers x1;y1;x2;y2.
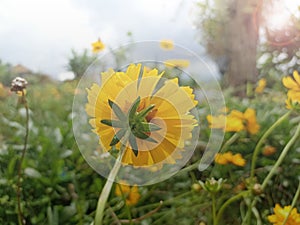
220;132;240;153
212;194;217;225
250;110;291;182
94;131;130;225
261;122;300;190
17;91;29;225
216;191;250;225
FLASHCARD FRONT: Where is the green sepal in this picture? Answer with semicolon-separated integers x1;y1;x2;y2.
137;104;155;119
108;99;126;122
100;119;126;128
129;133;139;156
110;129;127;146
133;130;158;143
128;96;141;121
140;122;161;132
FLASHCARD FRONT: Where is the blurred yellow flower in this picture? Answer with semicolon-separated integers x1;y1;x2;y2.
215;151;246;167
268;204;300;225
115;182;141;206
91;39;105;53
243;108;260;135
225;113;245;132
86;64;198;167
215;152;233;165
283;70;300;109
207;108;259;134
231;153;246;166
262;145;276;156
164;59;190;68
160;39;174;50
283;70;300;91
255;78;266;94
0;83;8;98
207;114;226;129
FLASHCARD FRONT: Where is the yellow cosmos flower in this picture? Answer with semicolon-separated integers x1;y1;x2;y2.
91;39;105;53
85;64;198;167
214;152;233;165
283;70;300;109
215;151;246;167
164;59;190;68
283;70;300;91
115;181;141;206
268;204;300;225
231;153;246;166
206;114;226;129
207;108;259;134
255;78;266;94
243;108;260;135
159;39;174;50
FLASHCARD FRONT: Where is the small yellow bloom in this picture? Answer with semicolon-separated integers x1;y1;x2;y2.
225;114;245;132
268;204;300;225
262;145;276;156
283;71;300;109
231;153;246;167
283;70;300;91
214;152;233;165
207;108;259;134
159;39;174;50
255;78;266;94
115;181;141;206
215;151;246;167
243;108;260;135
207;114;226;129
164;59;190;68
91;39;105;53
0;83;8;98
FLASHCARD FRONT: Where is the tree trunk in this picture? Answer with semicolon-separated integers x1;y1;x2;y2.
224;0;259;96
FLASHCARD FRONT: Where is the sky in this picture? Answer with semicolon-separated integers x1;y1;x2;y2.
0;0;205;80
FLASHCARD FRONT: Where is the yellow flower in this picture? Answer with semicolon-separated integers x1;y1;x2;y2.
243;108;260;135
215;151;246;167
283;70;300;109
207;108;259;134
231;153;246;166
115;181;141;206
262;145;276;156
91;39;105;53
207;114;226;129
283;70;300;91
268;204;300;225
225;113;245;132
159;39;174;50
214;152;233;165
255;78;266;94
164;59;190;68
0;83;8;98
85;64;198;167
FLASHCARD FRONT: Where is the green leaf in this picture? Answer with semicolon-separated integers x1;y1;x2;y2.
108;99;126;122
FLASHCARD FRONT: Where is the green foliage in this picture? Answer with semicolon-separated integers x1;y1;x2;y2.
0;65;300;224
67;49;97;78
